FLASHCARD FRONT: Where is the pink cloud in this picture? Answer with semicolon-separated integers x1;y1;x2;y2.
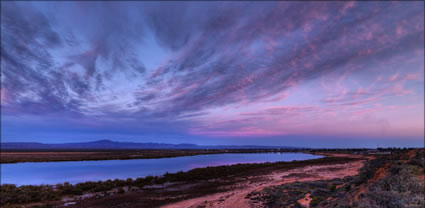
340;1;356;15
389;73;400;81
189;127;283;137
1;88;9;106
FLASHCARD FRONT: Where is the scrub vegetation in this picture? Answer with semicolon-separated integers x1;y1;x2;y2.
0;155;356;207
247;148;424;208
2;149;422;208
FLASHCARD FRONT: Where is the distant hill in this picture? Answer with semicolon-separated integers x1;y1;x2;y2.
0;139;304;150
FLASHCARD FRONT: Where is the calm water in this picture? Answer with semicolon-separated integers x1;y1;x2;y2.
1;153;322;186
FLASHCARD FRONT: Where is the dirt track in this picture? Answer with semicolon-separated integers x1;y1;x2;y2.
162;155;367;208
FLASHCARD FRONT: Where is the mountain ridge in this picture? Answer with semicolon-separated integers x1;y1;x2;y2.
0;139;304;150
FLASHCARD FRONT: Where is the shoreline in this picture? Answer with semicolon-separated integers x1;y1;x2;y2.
2;152;324;186
1;153;364;207
0;149;313;164
162;158;366;208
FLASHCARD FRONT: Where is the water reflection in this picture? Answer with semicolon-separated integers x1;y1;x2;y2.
1;153;322;186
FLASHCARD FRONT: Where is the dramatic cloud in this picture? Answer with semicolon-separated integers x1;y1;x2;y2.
1;1;424;147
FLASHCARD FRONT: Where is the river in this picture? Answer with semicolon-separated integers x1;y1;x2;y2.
1;152;322;186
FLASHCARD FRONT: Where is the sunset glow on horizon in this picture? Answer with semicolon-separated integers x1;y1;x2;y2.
1;1;424;148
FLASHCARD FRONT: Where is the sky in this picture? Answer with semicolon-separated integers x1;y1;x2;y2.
1;1;424;148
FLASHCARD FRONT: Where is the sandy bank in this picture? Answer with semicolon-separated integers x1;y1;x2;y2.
162;154;367;208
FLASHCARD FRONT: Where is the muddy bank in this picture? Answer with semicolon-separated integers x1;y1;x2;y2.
62;154;364;208
161;156;366;208
1;153;367;208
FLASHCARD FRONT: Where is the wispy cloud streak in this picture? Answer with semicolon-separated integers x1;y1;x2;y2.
1;1;424;143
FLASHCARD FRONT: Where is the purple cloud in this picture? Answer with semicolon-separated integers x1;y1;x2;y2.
1;1;423;146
